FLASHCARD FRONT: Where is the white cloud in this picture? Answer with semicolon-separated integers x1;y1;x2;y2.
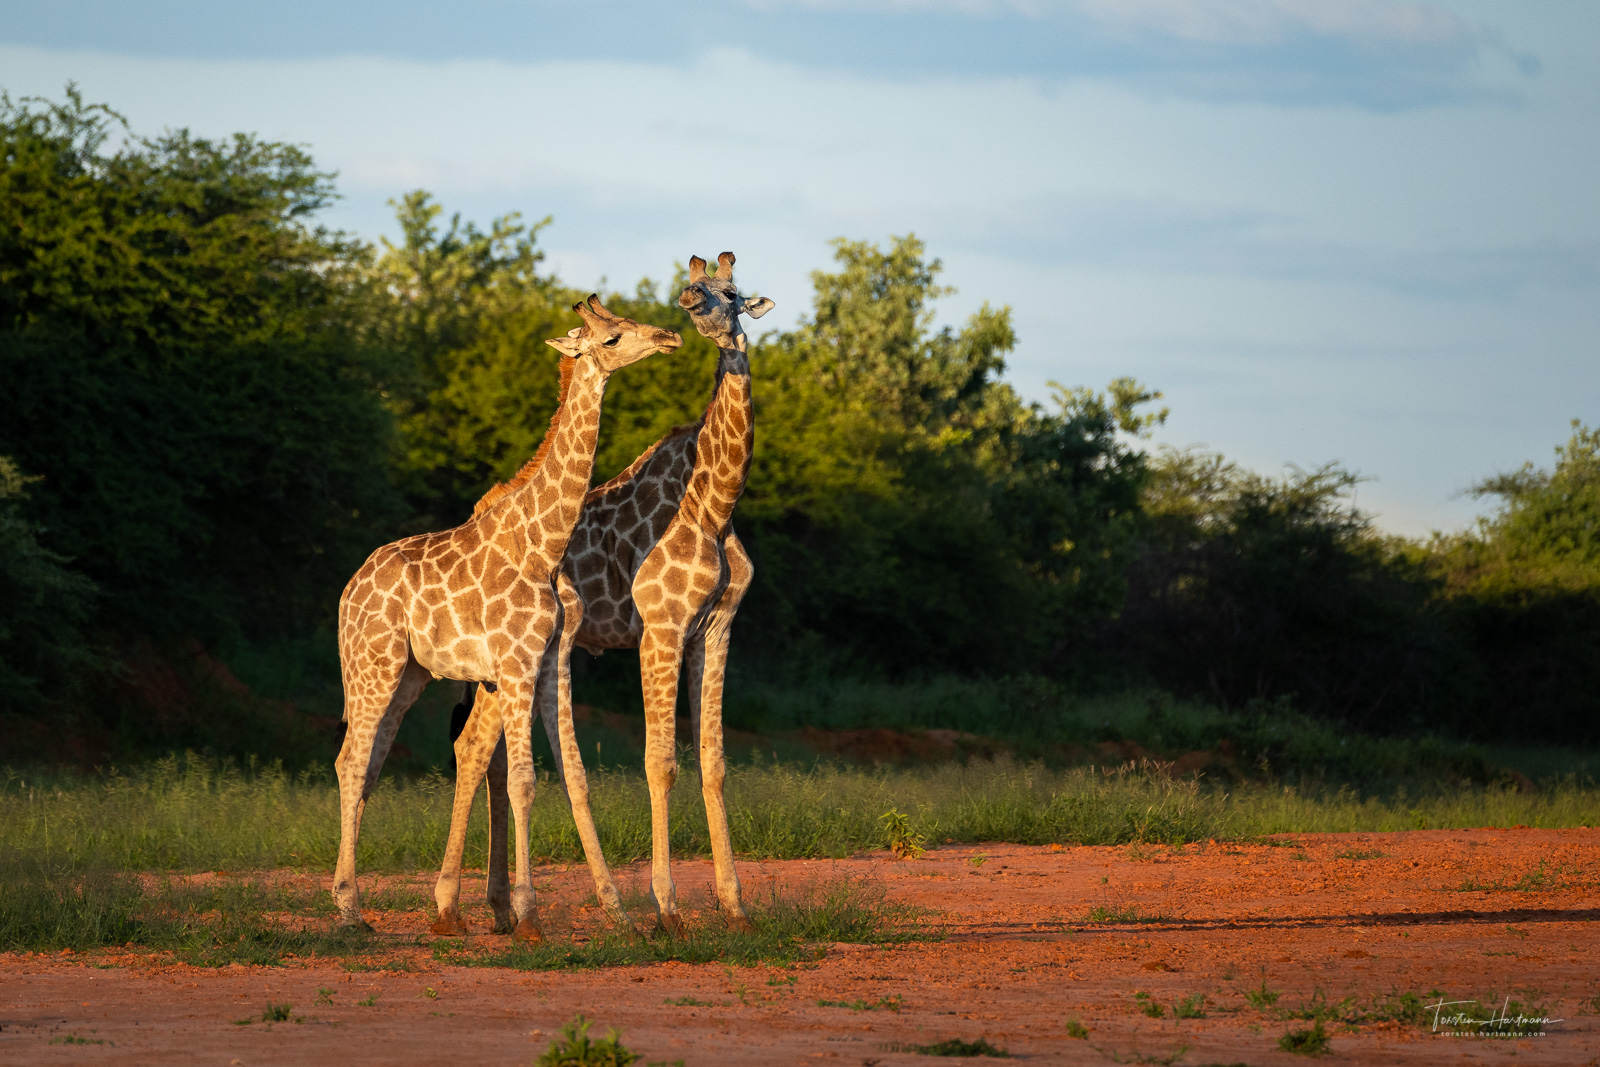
741;0;1474;49
1070;0;1471;48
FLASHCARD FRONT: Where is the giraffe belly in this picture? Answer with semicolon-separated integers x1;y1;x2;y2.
410;633;495;684
573;595;643;652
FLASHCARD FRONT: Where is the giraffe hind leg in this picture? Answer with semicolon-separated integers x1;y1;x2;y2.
334;653;429;930
432;683;502;935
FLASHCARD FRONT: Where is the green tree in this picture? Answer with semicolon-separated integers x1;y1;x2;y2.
1103;451;1463;730
0;457;98;704
1430;420;1600;741
0;87;399;642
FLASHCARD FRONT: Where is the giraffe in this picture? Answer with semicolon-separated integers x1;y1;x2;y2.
333;296;682;940
432;252;772;937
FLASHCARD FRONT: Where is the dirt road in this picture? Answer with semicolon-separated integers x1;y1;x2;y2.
3;829;1596;1064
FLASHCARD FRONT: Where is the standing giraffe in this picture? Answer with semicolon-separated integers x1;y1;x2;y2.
433;252;772;937
333;296;682;939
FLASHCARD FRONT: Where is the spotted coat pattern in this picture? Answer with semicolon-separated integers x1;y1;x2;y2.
330;299;681;938
434;253;773;936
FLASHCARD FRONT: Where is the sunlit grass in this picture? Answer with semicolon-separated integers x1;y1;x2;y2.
438;879;933;970
3;755;1597;878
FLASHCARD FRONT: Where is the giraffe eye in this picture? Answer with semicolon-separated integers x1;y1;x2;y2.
603;335;620;347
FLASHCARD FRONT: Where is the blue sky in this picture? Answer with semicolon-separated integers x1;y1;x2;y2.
3;1;1595;535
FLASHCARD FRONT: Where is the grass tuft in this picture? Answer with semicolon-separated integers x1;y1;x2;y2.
436;879;933;971
535;1014;640;1067
1279;1020;1332;1056
883;1037;1009;1057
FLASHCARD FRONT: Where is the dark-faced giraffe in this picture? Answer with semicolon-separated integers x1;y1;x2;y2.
333;296;681;939
433;252;772;937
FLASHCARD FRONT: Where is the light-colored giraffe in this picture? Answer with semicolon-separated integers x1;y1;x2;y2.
333;296;682;939
433;252;772;937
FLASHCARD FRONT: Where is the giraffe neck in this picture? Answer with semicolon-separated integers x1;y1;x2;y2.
500;356;609;566
683;346;754;532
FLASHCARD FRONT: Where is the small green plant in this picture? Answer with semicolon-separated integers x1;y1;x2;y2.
969;854;989;869
818;995;902;1012
1093;1045;1188;1065
316;986;334;1005
766;973;797;988
1065;1018;1089;1039
1279;1021;1331;1056
1245;978;1280;1011
1142;1001;1165;1019
424;986;438;1000
356;992;380;1007
663;996;712;1007
1173;993;1206;1019
1334;848;1386;860
536;1014;641;1067
50;1034;105;1045
880;809;926;859
1085;904;1173;924
887;1037;1009;1057
233;1002;301;1026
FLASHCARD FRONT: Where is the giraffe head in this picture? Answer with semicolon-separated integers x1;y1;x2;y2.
547;294;683;371
677;251;775;349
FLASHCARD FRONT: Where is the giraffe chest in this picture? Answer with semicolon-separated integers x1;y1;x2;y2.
405;560;557;680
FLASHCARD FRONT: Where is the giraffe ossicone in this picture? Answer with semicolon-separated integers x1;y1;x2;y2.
332;295;681;941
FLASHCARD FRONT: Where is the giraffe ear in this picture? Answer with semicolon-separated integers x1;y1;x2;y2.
740;296;774;320
545;336;581;356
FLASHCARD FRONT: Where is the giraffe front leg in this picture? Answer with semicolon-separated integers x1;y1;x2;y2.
639;625;687;938
689;634;751;933
693;533;755;931
499;674;545;943
432;685;502;935
546;575;636;934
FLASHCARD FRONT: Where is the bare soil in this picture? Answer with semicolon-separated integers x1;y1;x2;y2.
3;828;1597;1065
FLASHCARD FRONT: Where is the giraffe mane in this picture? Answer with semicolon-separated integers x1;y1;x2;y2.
473;354;579;519
585;419;704;502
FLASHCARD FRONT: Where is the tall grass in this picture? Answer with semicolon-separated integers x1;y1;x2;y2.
4;756;1596;876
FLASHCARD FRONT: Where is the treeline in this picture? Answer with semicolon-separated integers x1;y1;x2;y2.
2;89;1597;757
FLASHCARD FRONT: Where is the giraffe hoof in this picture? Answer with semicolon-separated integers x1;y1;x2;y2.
491;916;516;936
726;913;756;935
429;914;469;936
653;914;689;940
512;919;545;944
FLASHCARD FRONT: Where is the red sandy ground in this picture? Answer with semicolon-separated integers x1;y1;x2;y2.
2;829;1597;1065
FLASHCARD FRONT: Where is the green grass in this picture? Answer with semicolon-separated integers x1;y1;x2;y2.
433;879;933;970
888;1037;1010;1057
6;755;1597;878
0;866;372;964
818;994;902;1012
1278;1021;1331;1056
535;1014;641;1067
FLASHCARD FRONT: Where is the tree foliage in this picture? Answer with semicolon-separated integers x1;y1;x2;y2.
2;87;1595;749
0;87;399;646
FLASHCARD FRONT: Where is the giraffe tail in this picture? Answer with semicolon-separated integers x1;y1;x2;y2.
447;682;478;774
